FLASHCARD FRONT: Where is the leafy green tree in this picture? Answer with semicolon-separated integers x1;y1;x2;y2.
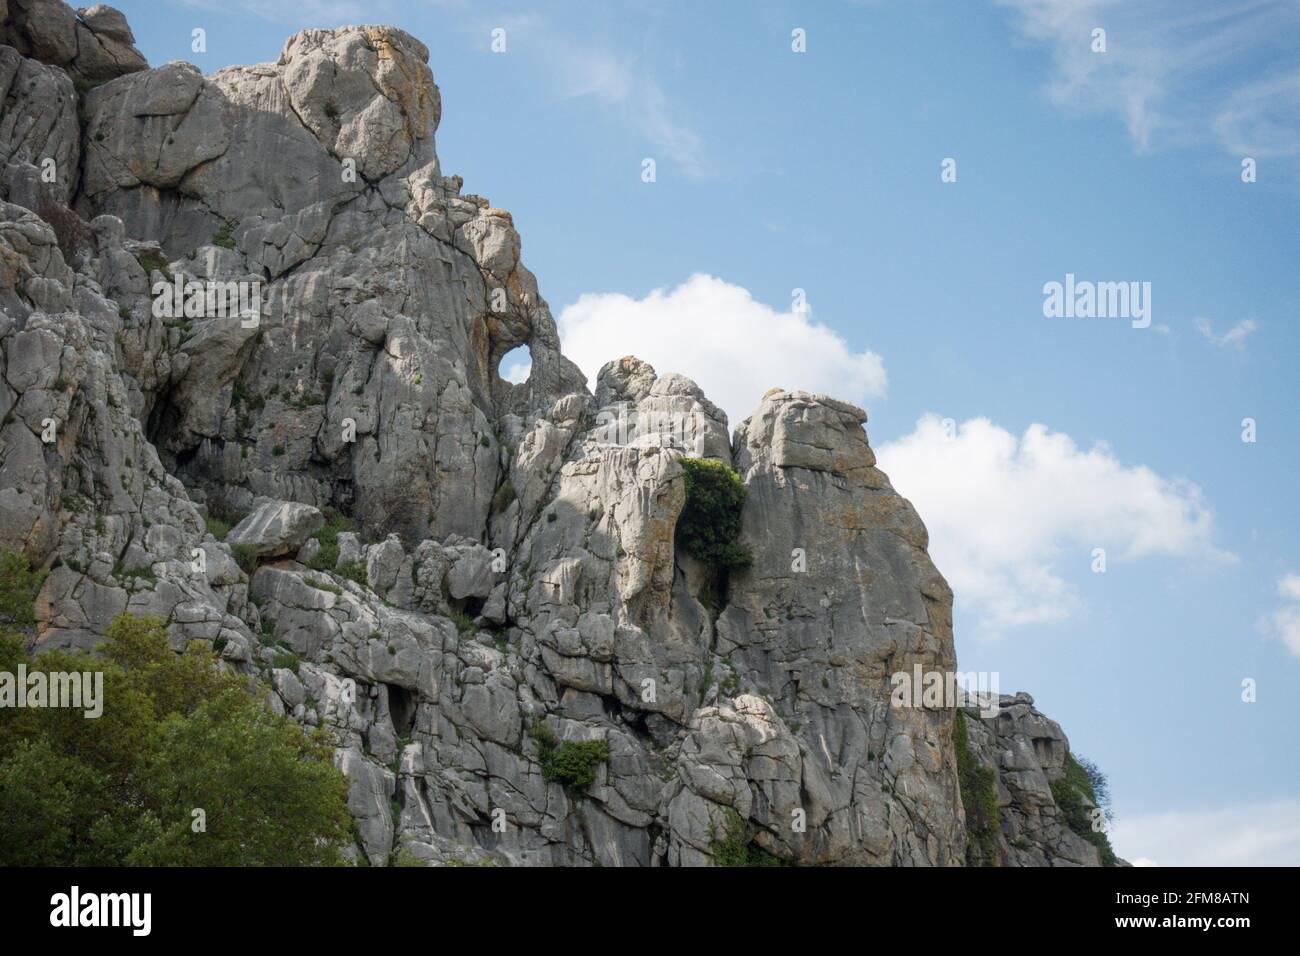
0;739;88;866
0;611;351;866
675;458;752;569
128;689;350;865
0;549;47;627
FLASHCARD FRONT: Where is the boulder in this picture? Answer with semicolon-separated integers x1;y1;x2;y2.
226;500;324;557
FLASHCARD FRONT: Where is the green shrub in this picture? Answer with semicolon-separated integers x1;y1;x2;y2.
1050;752;1118;866
954;709;1000;866
675;458;752;569
530;723;609;792
0;614;350;866
307;508;357;572
709;808;788;867
0;550;48;628
338;561;367;587
212;221;236;250
204;515;231;540
134;249;172;282
231;543;258;575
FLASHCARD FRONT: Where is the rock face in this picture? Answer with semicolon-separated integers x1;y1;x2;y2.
0;1;1115;866
962;692;1108;866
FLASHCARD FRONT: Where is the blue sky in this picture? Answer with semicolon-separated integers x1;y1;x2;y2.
121;0;1300;865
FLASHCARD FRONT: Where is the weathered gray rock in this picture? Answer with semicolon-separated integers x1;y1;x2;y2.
0;47;80;205
226;500;323;557
0;1;146;85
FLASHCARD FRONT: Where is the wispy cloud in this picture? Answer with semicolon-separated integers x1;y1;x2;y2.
1264;572;1300;658
995;0;1300;162
468;13;709;178
1111;798;1300;865
1195;317;1258;349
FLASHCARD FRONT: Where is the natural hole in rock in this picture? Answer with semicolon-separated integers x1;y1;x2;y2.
498;345;531;383
387;684;417;738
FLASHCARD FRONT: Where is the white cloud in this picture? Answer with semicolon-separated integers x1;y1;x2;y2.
876;414;1229;634
1196;317;1258;349
1111;799;1300;866
1265;572;1300;658
556;274;887;428
995;0;1300;160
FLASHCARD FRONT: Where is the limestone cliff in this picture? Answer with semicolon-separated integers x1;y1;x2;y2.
0;1;1115;866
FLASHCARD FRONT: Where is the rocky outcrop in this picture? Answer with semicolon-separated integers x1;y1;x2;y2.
962;692;1110;866
709;389;964;864
0;2;146;88
0;0;1116;866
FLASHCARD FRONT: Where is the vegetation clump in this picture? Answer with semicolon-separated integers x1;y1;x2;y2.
337;560;368;587
0;550;47;628
231;543;258;575
1050;752;1118;867
529;723;610;792
0;614;350;865
308;508;357;573
212;221;236;249
709;808;788;867
675;458;752;569
953;709;1000;866
204;515;231;540
134;249;172;282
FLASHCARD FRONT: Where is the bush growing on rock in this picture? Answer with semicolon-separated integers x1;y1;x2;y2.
231;543;259;575
954;710;1000;866
0;614;351;866
709;808;787;867
0;550;47;628
1050;752;1118;867
530;723;610;792
675;458;752;570
308;508;358;572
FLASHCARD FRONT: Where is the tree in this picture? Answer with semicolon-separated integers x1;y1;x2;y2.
675;458;753;569
0;612;351;866
0;548;47;628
